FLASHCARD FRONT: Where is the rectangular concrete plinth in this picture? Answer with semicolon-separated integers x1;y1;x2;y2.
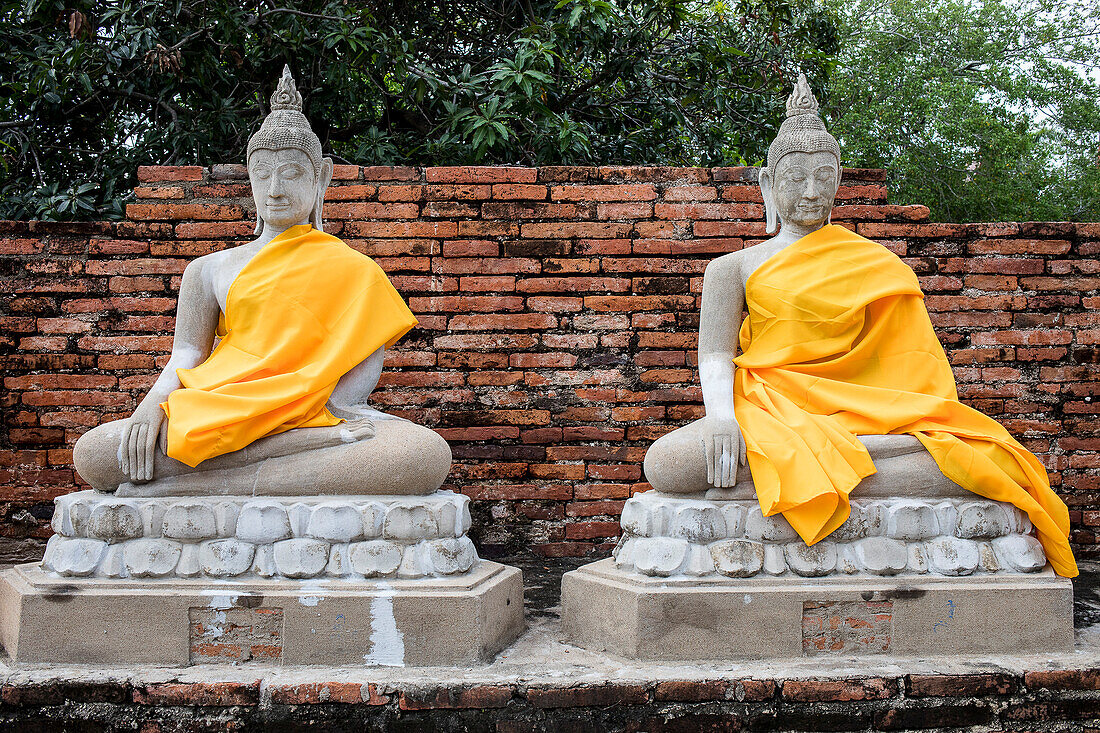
562;559;1074;660
0;561;523;667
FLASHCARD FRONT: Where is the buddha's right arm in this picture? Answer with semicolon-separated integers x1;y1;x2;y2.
697;256;746;487
698;256;744;417
120;259;218;481
140;259;219;409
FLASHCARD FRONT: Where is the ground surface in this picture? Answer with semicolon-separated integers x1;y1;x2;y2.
0;560;1097;731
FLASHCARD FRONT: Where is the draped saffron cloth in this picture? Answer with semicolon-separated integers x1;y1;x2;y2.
162;225;418;468
732;224;1077;578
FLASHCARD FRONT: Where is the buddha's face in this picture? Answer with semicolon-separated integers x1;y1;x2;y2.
248;148;318;231
771;151;839;229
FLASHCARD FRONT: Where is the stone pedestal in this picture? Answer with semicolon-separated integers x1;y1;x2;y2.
0;490;524;666
561;491;1074;659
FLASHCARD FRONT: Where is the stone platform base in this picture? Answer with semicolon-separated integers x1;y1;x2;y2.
562;559;1073;660
0;561;523;666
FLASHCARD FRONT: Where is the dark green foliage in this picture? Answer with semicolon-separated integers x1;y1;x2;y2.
823;0;1100;222
0;0;836;220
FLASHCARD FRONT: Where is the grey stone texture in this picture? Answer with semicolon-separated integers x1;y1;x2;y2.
43;490;480;581
561;559;1074;660
612;491;1048;579
0;560;523;666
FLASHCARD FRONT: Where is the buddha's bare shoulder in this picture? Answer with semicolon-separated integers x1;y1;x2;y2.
704;235;785;286
703;249;747;280
189;241;263;278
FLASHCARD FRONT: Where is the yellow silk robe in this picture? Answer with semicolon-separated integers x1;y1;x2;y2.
733;225;1077;577
163;225;418;467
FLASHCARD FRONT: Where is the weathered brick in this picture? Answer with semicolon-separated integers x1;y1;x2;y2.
269;682;387;705
781;678;897;701
133;186;186;200
526;684;649;708
136;165;204;182
426;166;536;183
126;203;242;221
654;680;729;702
1024;668;1100;690
2;681;131;705
399;685;513;710
362;165;418;181
133;681;260;706
550;184;657;201
4;164;1100;566
907;673;1017;697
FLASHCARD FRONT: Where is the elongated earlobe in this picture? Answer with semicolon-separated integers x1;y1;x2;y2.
310;157;334;233
760;167;778;234
310;192;324;233
254;211;263;236
827;166;841;226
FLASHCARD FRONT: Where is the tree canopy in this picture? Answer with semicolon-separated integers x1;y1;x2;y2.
0;0;834;220
823;0;1100;221
2;0;1098;222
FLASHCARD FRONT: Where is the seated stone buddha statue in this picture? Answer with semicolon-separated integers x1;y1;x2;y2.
643;74;1077;577
74;66;451;497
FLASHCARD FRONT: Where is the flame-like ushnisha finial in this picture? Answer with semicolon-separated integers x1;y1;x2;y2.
766;72;838;170
785;73;819;117
269;64;304;112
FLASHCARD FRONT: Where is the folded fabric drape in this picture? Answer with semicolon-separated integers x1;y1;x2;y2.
163;224;418;467
733;224;1077;577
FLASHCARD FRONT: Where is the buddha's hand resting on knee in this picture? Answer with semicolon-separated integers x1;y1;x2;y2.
700;415;746;488
119;404;167;484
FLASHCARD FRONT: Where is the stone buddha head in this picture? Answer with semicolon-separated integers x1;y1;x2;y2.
758;74;841;234
247;65;334;235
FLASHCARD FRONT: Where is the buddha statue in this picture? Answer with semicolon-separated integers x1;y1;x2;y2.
1;67;522;668
641;74;1076;578
72;66;451;497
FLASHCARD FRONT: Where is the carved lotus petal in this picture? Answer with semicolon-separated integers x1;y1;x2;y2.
201;539;256;578
992;535;1046;573
236;501;292;544
349;540;402;577
46;538;107;577
162;502;217;541
273;538;329;579
955;502;1009;539
671;505;724;544
89;501;143;541
854;537;908;576
887;501;939;541
928;537;980;576
307;503;363;543
124;538;182;578
383;505;438;542
744;508;799;542
710;539;764;578
632;537;688;577
426;537;476;575
785;542;838;577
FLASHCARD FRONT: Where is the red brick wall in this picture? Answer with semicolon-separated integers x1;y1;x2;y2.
2;165;1097;564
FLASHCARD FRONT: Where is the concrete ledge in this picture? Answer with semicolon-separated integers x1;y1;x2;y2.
0;612;1097;731
562;559;1074;660
0;561;523;666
